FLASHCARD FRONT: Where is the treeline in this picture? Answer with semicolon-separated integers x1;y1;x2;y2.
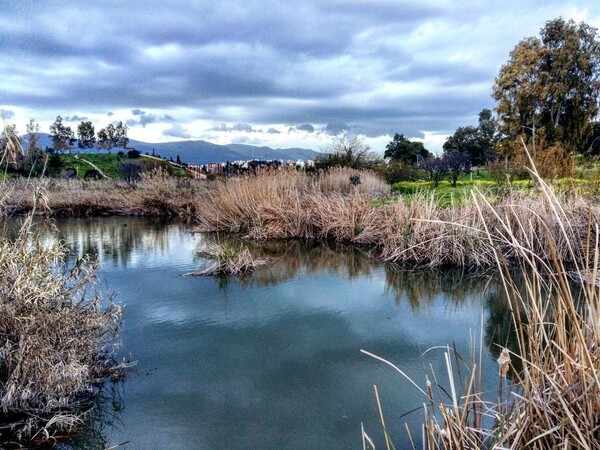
319;18;600;185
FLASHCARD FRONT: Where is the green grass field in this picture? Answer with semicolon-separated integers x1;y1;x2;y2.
51;153;186;179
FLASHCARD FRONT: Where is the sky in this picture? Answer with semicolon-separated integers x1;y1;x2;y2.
1;1;600;155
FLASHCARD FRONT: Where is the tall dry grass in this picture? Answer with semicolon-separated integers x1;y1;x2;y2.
362;154;600;449
195;168;389;241
1;170;204;217
0;211;128;444
196;168;600;269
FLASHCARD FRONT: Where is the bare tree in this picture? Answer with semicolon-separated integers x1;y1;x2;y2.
316;134;379;170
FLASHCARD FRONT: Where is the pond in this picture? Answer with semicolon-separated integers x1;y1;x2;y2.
33;217;507;449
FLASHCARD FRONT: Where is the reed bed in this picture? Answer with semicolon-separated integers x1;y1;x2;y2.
196;169;600;270
362;160;600;449
0;171;204;217
0;212;127;444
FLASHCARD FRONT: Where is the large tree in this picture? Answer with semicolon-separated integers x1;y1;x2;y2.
493;18;600;155
384;133;431;164
316;134;378;170
114;121;129;149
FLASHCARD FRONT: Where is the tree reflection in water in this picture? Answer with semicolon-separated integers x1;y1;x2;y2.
198;234;523;370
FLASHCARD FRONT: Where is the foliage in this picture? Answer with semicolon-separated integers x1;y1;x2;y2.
384;133;431;164
127;148;141;158
49;115;75;151
380;159;422;183
96;122;127;152
443;109;498;166
316;134;380;170
77;121;96;149
493;18;600;154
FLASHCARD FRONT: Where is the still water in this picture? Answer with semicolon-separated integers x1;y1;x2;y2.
41;217;505;449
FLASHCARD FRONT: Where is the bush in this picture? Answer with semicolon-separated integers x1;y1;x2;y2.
127;149;141;159
119;162;143;185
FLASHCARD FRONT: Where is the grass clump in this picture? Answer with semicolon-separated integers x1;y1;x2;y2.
0;214;126;445
186;242;272;276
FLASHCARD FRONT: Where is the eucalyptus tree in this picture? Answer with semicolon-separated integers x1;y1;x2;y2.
493;18;600;155
49;115;75;152
77;121;96;149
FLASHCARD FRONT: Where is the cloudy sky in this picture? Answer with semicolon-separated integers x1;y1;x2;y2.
2;1;599;154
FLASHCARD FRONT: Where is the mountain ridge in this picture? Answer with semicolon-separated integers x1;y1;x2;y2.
24;133;320;165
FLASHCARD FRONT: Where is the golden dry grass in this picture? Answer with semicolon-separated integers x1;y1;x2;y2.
1;170;205;217
362;156;600;449
196;169;600;269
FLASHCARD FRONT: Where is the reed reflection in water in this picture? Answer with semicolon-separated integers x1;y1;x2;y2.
18;217;520;450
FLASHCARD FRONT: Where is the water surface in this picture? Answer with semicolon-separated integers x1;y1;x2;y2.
42;217;505;449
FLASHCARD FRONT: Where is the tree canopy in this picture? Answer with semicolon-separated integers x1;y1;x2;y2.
77;121;96;149
384;133;431;164
493;18;600;154
49;115;75;151
443;109;498;166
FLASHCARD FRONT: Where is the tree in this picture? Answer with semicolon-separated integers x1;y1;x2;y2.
97;123;116;152
442;150;471;187
77;121;96;149
384;133;431;164
443;109;498;166
315;134;378;170
24;119;44;174
493;18;600;155
49;115;75;151
422;156;447;188
114;121;129;149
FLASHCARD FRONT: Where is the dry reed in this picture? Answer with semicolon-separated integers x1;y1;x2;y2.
362;150;600;449
0;129;128;445
0;212;128;444
0;171;204;217
196;169;600;269
185;242;272;276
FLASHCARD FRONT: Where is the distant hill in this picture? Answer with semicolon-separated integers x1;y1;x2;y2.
25;134;319;165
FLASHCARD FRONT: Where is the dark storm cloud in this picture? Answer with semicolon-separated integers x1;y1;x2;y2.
324;122;350;135
2;0;597;146
127;111;175;127
297;124;315;133
210;123;256;132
